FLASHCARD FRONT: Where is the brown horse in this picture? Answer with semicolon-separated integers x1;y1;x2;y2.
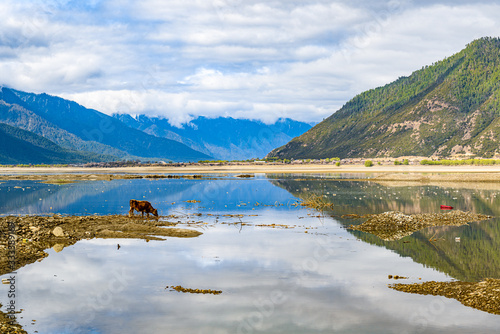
129;199;158;218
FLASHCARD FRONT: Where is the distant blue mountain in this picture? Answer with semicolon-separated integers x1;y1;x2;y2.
0;86;311;163
113;114;313;160
0;87;212;162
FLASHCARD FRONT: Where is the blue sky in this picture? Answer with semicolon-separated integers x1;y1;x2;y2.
1;0;500;126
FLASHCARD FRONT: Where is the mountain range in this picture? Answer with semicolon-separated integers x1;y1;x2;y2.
113;114;312;161
0;122;109;164
0;87;312;164
268;37;500;159
0;87;212;163
5;37;500;164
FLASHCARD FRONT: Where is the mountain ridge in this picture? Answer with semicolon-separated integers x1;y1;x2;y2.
113;114;312;160
0;122;111;164
0;87;212;162
0;93;132;160
268;37;500;159
0;86;311;163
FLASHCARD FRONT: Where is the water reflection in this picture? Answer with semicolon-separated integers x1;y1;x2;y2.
0;176;298;216
8;216;500;334
269;175;500;216
271;175;500;282
0;175;500;333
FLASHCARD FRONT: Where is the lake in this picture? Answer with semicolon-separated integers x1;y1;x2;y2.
1;173;500;333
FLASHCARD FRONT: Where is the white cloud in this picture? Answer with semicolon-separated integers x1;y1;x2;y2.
2;0;500;125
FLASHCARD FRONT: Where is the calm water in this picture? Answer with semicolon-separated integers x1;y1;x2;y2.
1;174;500;333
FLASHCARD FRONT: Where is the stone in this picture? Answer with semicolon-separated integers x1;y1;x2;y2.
52;226;64;237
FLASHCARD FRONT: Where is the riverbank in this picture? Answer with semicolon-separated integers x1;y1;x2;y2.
2;164;500;184
2;163;500;175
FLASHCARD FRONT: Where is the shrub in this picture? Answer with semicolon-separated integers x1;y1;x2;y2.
364;160;373;167
403;159;409;165
335;161;341;167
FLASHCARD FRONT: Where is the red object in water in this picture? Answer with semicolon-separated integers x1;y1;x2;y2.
440;205;454;210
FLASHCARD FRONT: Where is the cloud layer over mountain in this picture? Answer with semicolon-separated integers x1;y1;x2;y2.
2;0;500;126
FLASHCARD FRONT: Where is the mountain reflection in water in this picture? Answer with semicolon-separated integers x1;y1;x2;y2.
270;174;500;282
0;174;499;333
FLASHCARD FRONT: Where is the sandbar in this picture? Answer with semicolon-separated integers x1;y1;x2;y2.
1;164;500;186
1;163;500;175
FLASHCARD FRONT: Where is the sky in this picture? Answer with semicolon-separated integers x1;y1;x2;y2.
1;0;500;126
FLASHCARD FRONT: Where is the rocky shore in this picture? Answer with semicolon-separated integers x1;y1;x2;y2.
0;215;201;276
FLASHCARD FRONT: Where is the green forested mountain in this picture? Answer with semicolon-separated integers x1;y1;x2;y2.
0;123;110;164
268;37;500;159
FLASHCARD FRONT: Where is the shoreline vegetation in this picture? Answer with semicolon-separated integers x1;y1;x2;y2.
4;156;500;168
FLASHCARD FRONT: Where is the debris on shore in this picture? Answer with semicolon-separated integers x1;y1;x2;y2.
390;278;500;315
348;210;492;241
